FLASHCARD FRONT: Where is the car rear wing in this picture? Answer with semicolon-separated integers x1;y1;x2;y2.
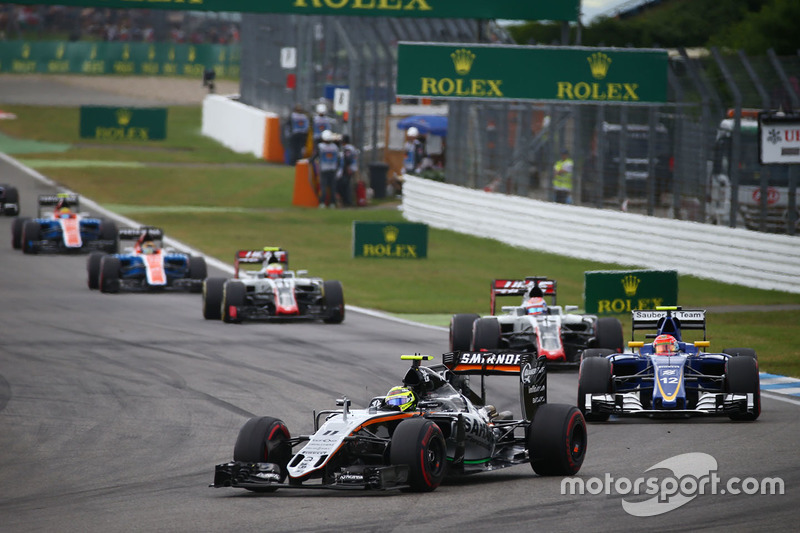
234;247;288;278
442;351;547;421
631;307;706;341
490;277;556;314
38;193;80;216
118;226;164;241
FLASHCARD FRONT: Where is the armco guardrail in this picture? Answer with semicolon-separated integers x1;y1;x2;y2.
401;176;800;294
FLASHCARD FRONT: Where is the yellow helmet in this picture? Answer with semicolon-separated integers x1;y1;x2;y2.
385;386;416;412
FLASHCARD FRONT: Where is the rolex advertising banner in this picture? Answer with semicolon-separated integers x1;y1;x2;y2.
8;1;580;21
584;270;678;315
397;43;668;104
80;107;168;141
0;41;239;77
353;222;428;259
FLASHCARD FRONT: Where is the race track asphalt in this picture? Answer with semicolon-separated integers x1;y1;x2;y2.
0;79;798;532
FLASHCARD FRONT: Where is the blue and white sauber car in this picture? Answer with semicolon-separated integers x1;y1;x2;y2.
211;353;587;493
578;307;760;422
86;226;206;293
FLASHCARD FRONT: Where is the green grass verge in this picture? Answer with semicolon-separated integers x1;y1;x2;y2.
3;103;800;377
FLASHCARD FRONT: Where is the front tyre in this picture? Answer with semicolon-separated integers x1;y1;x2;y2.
577;356;613;422
222;281;246;323
99;256;121;293
188;256;207;293
87;251;105;290
233;416;292;492
21;220;41;254
725;356;760;421
203;277;226;320
390;418;446;492
12;217;29;249
322;280;345;324
723;348;758;361
99;219;118;253
449;313;479;352
529;403;586;476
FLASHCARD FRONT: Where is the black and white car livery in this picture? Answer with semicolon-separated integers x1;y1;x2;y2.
211;353;586;493
202;247;344;324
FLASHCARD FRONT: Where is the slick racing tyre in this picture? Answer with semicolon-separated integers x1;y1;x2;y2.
471;317;501;351
390;418;446;492
202;277;226;320
595;317;624;352
188;256;207;293
99;219;119;253
99;256;121;293
449;313;479;352
725;355;761;421
87;251;105;290
21;220;41;254
529;403;586;476
233;416;292;492
723;348;758;361
577;356;613;422
322;280;345;324
12;217;29;249
222;281;246;323
581;348;615;362
2;186;19;215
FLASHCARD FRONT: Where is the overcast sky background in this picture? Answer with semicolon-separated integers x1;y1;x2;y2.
581;0;634;24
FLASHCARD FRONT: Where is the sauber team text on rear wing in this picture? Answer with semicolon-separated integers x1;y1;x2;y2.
631;307;706;340
233;247;288;278
442;351;547;422
490;277;556;314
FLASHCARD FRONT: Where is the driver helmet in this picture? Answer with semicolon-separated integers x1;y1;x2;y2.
385;386;417;412
654;334;679;355
265;263;284;279
55;197;72;215
140;240;157;255
523;296;548;315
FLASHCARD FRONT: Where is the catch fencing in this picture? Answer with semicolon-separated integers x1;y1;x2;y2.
237;13;800;236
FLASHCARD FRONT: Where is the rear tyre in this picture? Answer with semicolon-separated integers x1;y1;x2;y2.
3;186;19;215
99;219;118;253
723;348;758;361
577;356;613;422
449;313;480;351
322;280;345;324
12;217;29;249
390;417;446;492
203;277;226;320
222;281;246;323
725;356;761;421
233;416;292;492
471;317;501;351
99;256;121;293
529;403;586;476
595;317;624;352
188;256;207;293
21;220;41;254
87;251;105;290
